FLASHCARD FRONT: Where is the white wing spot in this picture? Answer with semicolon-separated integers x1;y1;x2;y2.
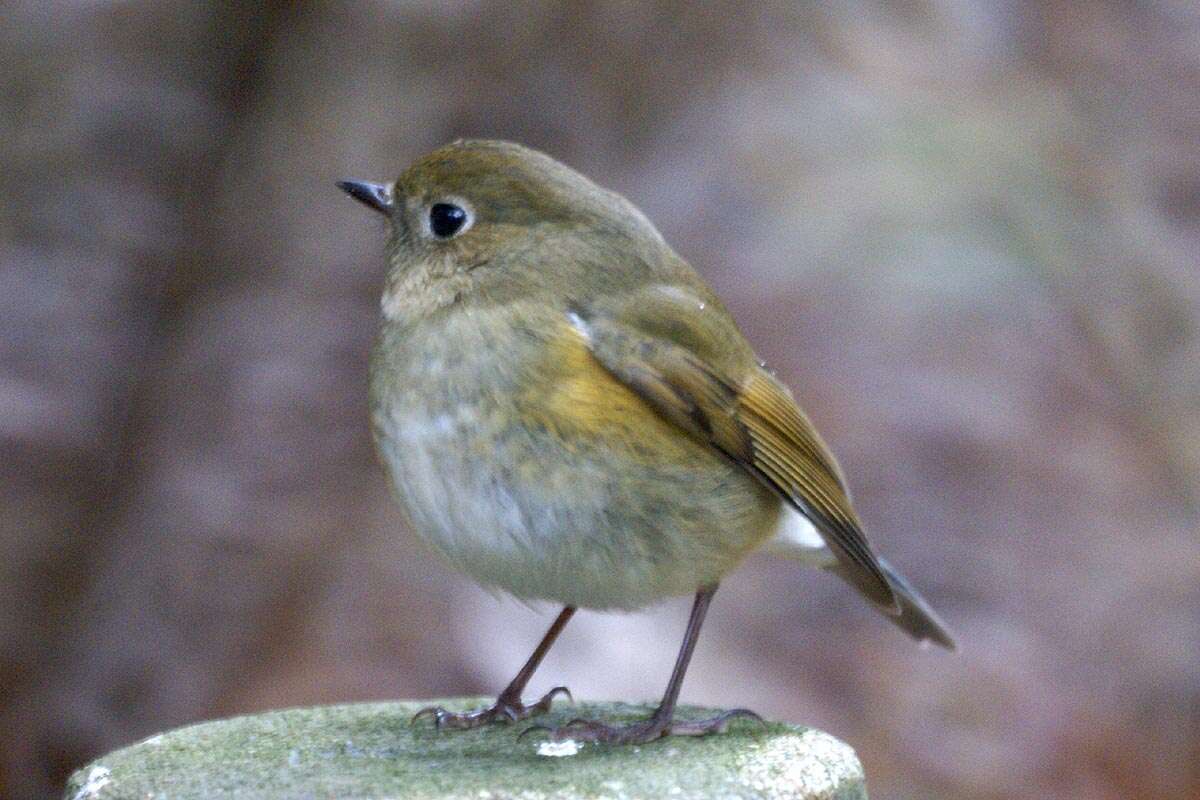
565;311;592;340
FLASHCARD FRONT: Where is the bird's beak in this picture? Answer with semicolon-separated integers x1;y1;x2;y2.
337;179;393;214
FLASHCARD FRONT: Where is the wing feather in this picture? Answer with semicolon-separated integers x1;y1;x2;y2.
574;311;898;611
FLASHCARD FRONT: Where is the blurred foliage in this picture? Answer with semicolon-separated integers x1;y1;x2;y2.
1;2;1198;799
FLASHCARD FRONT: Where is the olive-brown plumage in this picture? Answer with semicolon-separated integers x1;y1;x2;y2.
344;139;953;744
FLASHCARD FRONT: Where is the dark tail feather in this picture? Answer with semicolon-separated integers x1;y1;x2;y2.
833;557;957;651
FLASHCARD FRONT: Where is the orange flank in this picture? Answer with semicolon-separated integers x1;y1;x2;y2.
522;320;688;457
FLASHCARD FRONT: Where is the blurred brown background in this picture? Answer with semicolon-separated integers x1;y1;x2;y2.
2;2;1198;798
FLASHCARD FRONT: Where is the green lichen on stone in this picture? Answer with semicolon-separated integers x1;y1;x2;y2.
63;698;866;799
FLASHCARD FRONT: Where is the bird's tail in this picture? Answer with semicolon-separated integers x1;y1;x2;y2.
830;557;957;651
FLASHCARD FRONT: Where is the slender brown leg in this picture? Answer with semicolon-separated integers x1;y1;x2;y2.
529;585;761;744
413;606;576;730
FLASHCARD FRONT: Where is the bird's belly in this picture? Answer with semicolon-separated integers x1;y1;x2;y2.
374;399;780;610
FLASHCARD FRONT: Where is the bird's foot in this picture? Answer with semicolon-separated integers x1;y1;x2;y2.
411;686;572;730
522;707;763;744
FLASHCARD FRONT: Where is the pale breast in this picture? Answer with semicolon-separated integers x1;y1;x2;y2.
370;307;781;609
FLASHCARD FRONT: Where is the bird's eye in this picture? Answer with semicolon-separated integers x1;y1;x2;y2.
429;203;470;239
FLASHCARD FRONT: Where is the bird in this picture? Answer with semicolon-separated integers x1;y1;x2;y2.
339;139;955;744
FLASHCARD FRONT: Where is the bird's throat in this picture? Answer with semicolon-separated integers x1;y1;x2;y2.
380;257;476;323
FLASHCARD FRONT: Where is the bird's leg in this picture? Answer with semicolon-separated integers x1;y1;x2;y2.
413;606;576;730
529;585;761;744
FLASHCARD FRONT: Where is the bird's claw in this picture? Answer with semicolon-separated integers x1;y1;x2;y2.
668;708;765;736
411;686;574;731
516;723;554;741
527;708;764;744
532;685;573;712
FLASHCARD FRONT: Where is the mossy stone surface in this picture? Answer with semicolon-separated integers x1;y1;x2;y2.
63;698;866;799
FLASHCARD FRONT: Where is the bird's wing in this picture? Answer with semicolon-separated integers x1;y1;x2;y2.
569;297;898;612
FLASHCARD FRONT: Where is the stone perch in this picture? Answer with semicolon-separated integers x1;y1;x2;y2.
64;699;867;799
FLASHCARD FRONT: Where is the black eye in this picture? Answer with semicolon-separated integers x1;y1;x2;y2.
429;203;469;238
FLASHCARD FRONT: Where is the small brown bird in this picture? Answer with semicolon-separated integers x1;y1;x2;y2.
340;139;954;744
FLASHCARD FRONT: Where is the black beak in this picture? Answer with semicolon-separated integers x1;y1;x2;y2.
337;179;393;214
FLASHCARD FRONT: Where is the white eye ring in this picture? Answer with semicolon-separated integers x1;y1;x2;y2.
423;196;474;239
